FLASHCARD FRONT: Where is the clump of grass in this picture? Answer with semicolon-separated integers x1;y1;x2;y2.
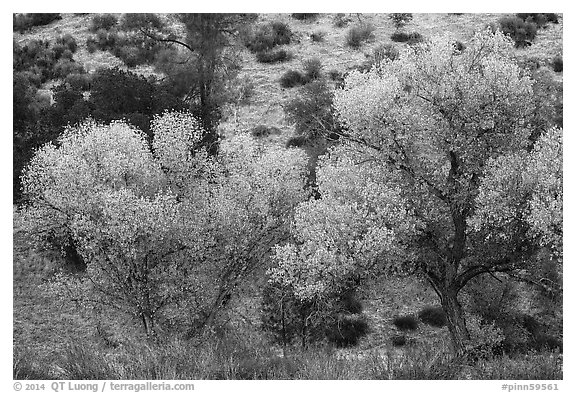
245;21;292;53
251;125;282;138
302;57;323;80
310;30;326;42
551;55;563;72
256;49;292;64
391;31;424;44
280;70;307;88
418;306;447;328
498;16;537;48
391;335;407;347
90;14;118;32
392;315;419;331
291;13;318;21
346;23;375;48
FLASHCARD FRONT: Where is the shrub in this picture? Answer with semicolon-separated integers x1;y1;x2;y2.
90;13;118;32
551;55;563;72
391;31;424;44
95;29;119;51
391;335;407;347
13;13;61;32
251;125;282;138
256;49;292;64
346;23;375;48
372;43;400;65
310;31;325;42
286;135;309;148
454;40;466;52
516;13;559;28
56;34;78;53
498;16;537;48
333;13;350;28
291;13;318;21
392;315;419;331
389;13;413;29
245;22;292;53
65;73;92;91
53;59;85;79
418;306;447;327
325;315;369;347
86;37;98;53
280;70;307;88
302;57;323;80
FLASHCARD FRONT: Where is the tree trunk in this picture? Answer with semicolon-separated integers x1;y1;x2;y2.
141;311;155;338
439;286;470;355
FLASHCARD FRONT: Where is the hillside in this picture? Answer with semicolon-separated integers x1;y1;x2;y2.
13;13;564;380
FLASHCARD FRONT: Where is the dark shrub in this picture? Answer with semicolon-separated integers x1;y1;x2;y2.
551;55;563;72
86;37;98;53
329;69;343;81
56;34;78;53
284;80;341;140
392;315;419;331
251;125;282;138
245;22;292;53
302;57;323;80
418;306;447;328
286;135;309;148
14;13;61;32
256;49;292;64
346;23;375;48
333;13;351;28
516;13;559;28
270;21;292;45
389;13;413;29
310;31;325;42
91;14;118;32
53;59;84;79
498;16;537;48
391;335;407;347
65;73;91;91
326;315;369;347
291;13;318;21
391;31;424;44
454;40;466;52
95;29;118;51
280;70;307;88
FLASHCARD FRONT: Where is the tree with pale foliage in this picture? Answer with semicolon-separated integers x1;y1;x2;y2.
270;30;562;355
20;112;308;337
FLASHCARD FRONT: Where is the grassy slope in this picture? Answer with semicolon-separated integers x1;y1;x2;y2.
13;13;563;379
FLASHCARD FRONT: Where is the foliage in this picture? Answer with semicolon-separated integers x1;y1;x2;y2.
391;335;407;347
90;13;119;32
245;21;292;53
283;79;340;141
21;113;308;337
346;23;375;48
270;30;558;355
280;70;307;88
310;31;325;42
418;306;447;327
551;55;562;72
390;31;424;44
256;49;292;64
516;13;559;28
393;315;419;331
498;16;538;48
389;13;413;29
291;13;318;21
333;13;351;28
302;57;323;80
55;34;78;53
251;125;282;138
13;13;61;33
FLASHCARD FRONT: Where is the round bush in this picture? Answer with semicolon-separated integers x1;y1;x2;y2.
286;135;309;148
251;125;282;138
391;334;407;347
302;58;323;80
91;14;118;32
392;315;419;331
256;49;292;64
310;31;325;42
498;16;537;48
391;31;424;44
280;70;306;88
346;23;375;48
551;56;563;72
418;306;447;328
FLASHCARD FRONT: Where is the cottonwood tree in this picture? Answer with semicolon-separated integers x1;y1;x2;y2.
20;112;308;337
270;30;562;355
